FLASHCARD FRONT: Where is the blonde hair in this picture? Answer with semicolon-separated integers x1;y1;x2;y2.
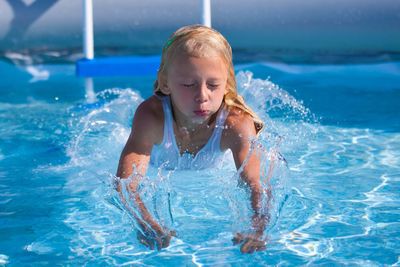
154;25;263;133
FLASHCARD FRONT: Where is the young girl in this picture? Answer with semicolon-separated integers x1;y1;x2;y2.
117;25;268;254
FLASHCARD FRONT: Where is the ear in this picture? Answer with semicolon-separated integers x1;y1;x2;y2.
224;85;229;95
160;85;171;95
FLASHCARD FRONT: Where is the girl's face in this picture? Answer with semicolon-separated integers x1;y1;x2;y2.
165;53;228;126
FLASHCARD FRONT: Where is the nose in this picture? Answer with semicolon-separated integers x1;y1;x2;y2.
195;82;208;103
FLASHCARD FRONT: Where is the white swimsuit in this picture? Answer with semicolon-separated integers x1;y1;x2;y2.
150;96;229;170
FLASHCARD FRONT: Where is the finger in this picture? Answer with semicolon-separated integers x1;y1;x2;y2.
137;231;156;250
255;244;267;251
138;237;148;247
137;232;147;245
232;237;240;245
249;245;264;253
148;240;155;250
146;235;155;250
162;236;171;248
138;235;151;248
247;245;256;254
244;241;267;254
240;240;252;254
232;233;244;244
155;237;163;251
254;239;267;251
241;239;264;254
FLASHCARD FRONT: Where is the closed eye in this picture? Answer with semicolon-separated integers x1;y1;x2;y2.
208;84;220;89
182;83;195;87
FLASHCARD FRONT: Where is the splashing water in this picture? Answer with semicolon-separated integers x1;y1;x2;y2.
2;59;399;266
39;70;314;265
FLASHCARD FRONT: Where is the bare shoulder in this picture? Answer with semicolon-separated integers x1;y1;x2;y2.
221;107;257;151
131;95;164;144
135;95;162;119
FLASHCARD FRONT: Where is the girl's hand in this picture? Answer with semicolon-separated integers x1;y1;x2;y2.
137;228;176;250
232;233;267;254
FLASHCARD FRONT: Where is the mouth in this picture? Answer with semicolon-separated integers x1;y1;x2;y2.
193;110;209;117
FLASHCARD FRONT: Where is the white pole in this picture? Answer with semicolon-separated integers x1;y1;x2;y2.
85;77;96;103
83;0;94;59
82;0;95;102
201;0;211;27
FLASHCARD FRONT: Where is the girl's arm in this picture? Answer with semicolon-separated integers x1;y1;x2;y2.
116;98;174;250
222;110;267;253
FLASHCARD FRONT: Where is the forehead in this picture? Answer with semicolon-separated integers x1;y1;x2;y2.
168;54;228;78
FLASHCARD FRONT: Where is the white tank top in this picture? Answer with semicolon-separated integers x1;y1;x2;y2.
150;96;229;170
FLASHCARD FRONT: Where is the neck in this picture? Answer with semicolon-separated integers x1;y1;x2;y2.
175;110;217;133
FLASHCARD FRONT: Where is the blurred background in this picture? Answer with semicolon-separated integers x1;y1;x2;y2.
1;0;399;64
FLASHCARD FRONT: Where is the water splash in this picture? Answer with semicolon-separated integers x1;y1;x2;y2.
237;70;310;119
0;254;9;265
55;70;314;263
66;88;142;168
236;70;317;157
111;164;175;237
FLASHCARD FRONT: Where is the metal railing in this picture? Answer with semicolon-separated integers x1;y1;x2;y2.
83;0;94;60
82;0;212;60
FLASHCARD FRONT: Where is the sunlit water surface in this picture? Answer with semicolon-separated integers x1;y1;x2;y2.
0;59;399;266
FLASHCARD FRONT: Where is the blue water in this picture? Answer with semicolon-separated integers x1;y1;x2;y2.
0;58;400;266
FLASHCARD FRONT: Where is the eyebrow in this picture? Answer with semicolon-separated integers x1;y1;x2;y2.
177;77;224;82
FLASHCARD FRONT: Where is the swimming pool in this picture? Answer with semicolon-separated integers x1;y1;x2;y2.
0;57;399;266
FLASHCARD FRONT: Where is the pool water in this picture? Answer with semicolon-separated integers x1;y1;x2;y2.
0;58;399;266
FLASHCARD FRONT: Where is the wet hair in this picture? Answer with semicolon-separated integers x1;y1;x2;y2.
154;24;263;133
